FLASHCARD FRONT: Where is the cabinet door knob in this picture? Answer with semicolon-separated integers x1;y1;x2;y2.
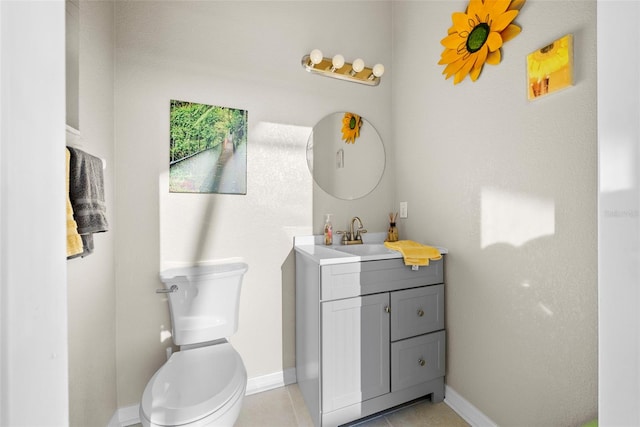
417;309;424;317
384;305;391;313
418;358;426;367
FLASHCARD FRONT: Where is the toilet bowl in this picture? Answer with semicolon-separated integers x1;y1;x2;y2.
140;343;246;427
140;262;248;427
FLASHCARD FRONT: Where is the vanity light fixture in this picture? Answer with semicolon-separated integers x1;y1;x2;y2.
349;58;365;76
368;64;385;81
308;49;324;68
331;54;345;72
301;49;384;86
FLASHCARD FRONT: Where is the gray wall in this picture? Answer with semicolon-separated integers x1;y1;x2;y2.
63;1;599;425
67;1;117;426
114;0;393;407
392;1;597;426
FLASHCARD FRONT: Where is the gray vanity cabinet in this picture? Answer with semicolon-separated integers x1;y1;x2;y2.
295;253;446;427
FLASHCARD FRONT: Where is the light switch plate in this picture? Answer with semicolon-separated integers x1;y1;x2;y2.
399;202;408;218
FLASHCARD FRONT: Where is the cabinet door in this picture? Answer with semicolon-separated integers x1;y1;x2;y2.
391;284;444;341
321;293;390;412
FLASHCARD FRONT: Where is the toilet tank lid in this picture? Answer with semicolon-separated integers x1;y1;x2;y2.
160;262;248;282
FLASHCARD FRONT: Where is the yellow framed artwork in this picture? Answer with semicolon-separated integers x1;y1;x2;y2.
527;34;573;100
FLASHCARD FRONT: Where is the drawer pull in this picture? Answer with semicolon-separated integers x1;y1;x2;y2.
384;305;391;313
418;358;426;367
417;309;424;317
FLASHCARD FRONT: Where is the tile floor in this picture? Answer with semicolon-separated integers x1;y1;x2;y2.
235;384;470;427
132;384;470;426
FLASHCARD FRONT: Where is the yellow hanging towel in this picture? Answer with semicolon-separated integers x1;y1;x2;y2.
384;240;442;266
66;148;84;258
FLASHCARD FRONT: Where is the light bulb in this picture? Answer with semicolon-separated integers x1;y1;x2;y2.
309;49;323;67
331;54;345;72
351;58;365;75
368;63;385;80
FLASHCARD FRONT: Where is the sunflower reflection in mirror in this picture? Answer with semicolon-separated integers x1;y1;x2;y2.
341;112;363;144
439;0;526;85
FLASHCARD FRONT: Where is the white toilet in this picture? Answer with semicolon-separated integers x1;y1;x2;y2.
140;262;249;427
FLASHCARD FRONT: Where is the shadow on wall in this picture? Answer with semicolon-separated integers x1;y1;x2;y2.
192;195;219;262
157;168;223;350
281;250;297;375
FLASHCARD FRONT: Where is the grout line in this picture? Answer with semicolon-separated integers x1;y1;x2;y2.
285;385;302;427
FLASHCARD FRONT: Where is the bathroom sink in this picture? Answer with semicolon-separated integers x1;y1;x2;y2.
333;243;400;260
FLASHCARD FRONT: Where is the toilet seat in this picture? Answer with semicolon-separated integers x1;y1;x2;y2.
140;343;246;426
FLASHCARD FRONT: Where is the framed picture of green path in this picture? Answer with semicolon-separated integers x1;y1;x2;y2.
169;100;248;194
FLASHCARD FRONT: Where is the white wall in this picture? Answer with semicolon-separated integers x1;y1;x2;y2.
392;1;597;425
114;1;392;406
67;1;117;425
598;1;640;424
0;1;69;424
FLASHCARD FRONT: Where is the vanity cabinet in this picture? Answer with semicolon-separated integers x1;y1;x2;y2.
295;253;446;427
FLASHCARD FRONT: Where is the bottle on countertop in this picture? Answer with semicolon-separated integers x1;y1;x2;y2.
386;212;399;242
324;214;333;245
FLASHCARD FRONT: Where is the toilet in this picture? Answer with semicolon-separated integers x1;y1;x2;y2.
140;262;249;427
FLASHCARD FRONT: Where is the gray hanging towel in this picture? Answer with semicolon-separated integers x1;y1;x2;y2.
67;147;108;235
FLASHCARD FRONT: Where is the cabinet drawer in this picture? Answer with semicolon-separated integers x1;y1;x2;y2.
321;258;443;300
391;284;444;341
391;330;445;392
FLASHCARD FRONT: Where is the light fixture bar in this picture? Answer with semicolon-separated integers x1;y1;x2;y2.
301;53;383;86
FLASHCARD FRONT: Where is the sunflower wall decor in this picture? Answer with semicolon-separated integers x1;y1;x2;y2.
341;112;363;144
527;34;573;100
439;0;526;85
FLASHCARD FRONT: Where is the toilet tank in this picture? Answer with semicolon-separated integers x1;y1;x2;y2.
159;262;248;346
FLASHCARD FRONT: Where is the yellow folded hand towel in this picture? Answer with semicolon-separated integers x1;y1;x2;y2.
66;148;83;258
384;240;442;266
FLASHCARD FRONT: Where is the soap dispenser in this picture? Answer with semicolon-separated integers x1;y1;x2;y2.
324;214;333;245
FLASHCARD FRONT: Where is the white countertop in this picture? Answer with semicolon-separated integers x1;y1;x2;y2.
294;233;448;265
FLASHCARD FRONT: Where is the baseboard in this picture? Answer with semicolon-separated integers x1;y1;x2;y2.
110;369;298;426
109;403;140;427
444;385;497;427
246;367;297;395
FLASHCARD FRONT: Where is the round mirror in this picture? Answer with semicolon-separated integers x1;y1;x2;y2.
306;112;385;200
